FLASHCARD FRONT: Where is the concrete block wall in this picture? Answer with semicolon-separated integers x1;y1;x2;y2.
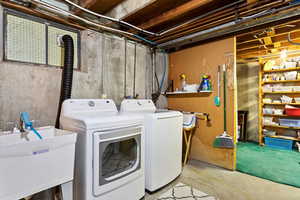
0;24;167;130
237;62;260;142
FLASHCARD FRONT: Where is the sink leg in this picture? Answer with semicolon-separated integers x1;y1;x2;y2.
61;181;73;200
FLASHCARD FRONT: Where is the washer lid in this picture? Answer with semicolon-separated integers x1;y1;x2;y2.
120;99;156;113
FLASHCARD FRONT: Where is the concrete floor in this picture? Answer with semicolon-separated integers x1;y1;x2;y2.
145;160;300;200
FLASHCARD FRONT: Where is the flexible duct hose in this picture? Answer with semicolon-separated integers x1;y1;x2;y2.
55;35;74;128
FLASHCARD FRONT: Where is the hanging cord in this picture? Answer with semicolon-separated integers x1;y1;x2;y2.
152;50;167;103
28;0;157;46
288;32;300;45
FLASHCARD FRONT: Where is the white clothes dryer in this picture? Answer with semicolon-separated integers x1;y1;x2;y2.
60;99;145;200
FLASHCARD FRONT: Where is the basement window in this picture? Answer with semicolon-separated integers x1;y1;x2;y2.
3;9;80;69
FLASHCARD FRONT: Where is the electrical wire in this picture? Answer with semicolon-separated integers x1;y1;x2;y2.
28;0;157;45
63;0;159;37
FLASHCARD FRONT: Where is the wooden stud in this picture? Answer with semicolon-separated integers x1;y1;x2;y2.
263;37;273;45
138;0;214;30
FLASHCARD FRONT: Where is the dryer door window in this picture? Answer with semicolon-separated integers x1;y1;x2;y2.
93;126;142;192
101;137;138;180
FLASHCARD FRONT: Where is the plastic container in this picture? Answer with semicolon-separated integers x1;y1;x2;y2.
265;137;293;150
285;62;297;69
199;75;211;91
285;108;300;116
263;108;273;114
284;71;297;80
263;85;273;93
263;98;272;103
281;95;293;103
279;118;300;127
273;86;292;92
274;109;283;115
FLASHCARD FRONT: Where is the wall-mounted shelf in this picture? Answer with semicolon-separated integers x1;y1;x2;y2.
165;91;212;97
264;135;300;141
263;67;300;73
263;80;300;84
263;114;289;117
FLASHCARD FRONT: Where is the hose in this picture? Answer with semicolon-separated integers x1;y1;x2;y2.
55;35;74;128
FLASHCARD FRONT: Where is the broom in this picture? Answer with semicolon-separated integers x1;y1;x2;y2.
213;64;234;149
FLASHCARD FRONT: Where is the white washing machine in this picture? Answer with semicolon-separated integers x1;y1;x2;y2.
60;99;145;200
120;99;183;192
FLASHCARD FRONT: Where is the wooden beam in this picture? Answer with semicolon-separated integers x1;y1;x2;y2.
247;0;258;4
138;0;214;30
79;0;124;14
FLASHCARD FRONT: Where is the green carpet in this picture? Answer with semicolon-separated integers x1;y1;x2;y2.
237;142;300;188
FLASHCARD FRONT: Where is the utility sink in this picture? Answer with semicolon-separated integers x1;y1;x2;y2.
0;126;77;200
183;113;196;129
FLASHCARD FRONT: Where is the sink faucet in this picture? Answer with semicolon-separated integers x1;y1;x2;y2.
20;112;43;140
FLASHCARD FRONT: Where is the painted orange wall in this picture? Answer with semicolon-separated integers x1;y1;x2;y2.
168;37;236;170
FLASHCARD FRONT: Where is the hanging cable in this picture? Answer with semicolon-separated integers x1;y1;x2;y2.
28;0;157;45
63;0;160;37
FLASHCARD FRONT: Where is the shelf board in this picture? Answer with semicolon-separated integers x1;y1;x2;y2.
263;67;300;73
263;124;300;130
165;91;212;97
263;91;300;94
263;114;289;117
264;135;300;141
263;103;300;106
262;80;300;84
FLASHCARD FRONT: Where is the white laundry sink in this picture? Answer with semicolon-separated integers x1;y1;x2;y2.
183;113;196;129
0;126;77;200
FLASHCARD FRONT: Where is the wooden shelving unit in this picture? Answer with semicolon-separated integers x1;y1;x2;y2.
259;65;300;145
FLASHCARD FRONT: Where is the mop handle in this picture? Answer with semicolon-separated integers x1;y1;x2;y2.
223;64;227;132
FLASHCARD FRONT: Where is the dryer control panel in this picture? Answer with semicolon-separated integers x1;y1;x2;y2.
61;99;118;116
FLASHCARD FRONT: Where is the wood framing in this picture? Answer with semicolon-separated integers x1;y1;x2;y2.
138;0;213;30
79;0;125;13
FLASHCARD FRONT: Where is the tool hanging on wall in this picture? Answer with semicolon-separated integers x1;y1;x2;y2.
213;64;234;149
214;65;221;107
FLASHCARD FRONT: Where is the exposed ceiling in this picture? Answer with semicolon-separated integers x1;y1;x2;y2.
78;0;125;14
237;18;300;60
3;0;300;50
78;0;297;47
